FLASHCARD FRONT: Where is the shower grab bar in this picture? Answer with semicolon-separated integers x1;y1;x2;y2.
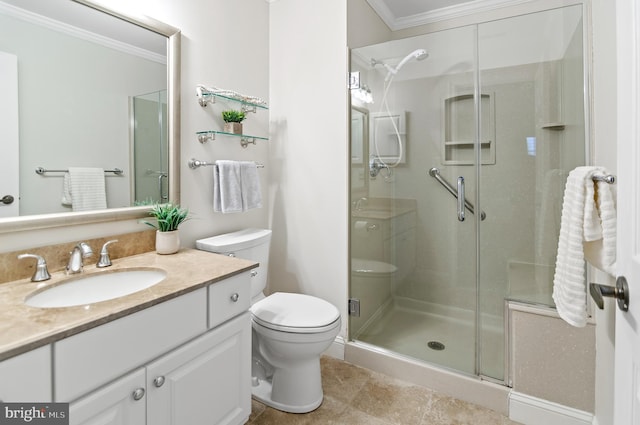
457;176;465;222
429;167;486;221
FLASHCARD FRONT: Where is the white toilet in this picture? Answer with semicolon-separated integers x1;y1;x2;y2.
196;228;341;413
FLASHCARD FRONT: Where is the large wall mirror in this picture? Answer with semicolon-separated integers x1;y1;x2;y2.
0;0;180;233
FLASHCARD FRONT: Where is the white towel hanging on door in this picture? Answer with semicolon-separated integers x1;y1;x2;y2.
552;166;616;327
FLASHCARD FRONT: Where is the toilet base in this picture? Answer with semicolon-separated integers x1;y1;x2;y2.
252;377;323;413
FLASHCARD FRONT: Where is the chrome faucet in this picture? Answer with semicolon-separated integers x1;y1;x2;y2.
66;242;93;274
18;253;51;282
97;240;118;268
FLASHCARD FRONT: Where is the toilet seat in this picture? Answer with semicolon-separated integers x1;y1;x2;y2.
251;292;340;334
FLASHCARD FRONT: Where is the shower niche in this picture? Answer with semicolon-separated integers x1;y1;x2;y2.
442;93;495;165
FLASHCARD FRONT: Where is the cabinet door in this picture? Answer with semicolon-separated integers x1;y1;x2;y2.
0;345;51;402
146;312;251;425
69;368;146;425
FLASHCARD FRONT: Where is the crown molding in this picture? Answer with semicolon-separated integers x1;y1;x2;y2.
366;0;533;31
0;1;165;64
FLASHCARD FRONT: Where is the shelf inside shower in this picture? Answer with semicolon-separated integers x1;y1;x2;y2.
442;93;495;165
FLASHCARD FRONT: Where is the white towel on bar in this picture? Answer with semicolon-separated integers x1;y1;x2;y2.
213;160;262;213
552;166;616;327
64;167;107;211
240;161;262;211
61;173;73;206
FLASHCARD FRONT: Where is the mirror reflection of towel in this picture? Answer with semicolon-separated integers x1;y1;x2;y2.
61;167;107;211
213;160;262;213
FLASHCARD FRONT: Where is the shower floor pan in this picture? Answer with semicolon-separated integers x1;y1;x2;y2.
354;297;503;379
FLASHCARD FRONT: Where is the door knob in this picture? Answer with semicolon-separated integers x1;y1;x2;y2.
589;276;629;312
1;195;14;205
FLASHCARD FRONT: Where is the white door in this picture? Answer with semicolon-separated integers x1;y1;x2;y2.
614;0;640;423
0;51;19;217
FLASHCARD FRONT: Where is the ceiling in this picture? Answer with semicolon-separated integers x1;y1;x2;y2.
366;0;526;30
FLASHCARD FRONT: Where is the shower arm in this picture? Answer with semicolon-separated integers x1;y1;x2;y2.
429;168;486;221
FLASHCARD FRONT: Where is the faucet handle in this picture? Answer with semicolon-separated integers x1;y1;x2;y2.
97;240;118;268
18;253;51;282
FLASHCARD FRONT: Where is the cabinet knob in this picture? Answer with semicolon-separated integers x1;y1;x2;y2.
154;376;165;388
132;388;145;401
230;293;239;302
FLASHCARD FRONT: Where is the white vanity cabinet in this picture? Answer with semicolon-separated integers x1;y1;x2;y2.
70;314;250;425
56;271;253;425
0;345;51;402
146;312;250;425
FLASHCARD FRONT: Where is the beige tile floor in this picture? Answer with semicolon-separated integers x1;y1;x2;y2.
247;356;523;425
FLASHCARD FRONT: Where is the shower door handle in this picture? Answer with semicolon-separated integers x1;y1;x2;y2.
457;177;465;222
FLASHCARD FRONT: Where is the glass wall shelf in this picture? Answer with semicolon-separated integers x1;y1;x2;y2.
196;87;268;113
196;130;269;148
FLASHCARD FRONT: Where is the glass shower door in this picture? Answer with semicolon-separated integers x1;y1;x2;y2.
476;5;586;380
132;89;168;205
349;25;480;376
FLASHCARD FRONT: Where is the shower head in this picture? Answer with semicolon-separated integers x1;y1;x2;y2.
391;49;428;77
371;49;429;82
394;49;429;73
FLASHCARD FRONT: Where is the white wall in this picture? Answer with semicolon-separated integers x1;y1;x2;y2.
268;0;349;339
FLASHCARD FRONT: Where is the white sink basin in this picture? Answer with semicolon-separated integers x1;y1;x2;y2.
25;268;167;308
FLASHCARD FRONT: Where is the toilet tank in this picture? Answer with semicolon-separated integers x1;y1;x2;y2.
196;228;272;299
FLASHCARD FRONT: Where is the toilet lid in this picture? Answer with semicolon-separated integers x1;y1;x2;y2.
250;292;340;333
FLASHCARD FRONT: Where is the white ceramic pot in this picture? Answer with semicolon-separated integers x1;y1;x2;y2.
156;230;180;254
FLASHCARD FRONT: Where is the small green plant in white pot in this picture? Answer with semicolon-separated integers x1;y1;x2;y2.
145;204;189;254
222;109;246;134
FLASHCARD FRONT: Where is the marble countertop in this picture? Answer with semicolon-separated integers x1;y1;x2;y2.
0;249;257;361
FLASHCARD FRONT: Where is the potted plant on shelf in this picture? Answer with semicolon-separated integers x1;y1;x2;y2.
222;109;246;134
145;203;189;254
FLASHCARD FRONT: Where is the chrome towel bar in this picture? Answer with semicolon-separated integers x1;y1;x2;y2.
188;158;265;169
35;167;123;175
592;173;616;184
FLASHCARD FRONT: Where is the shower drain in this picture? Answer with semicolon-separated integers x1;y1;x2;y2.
427;341;445;351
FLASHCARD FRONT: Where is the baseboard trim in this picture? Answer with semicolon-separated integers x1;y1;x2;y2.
509;391;594;425
323;336;345;360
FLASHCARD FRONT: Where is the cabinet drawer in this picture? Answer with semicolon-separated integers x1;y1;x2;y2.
208;272;251;328
55;288;207;402
0;345;51;402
